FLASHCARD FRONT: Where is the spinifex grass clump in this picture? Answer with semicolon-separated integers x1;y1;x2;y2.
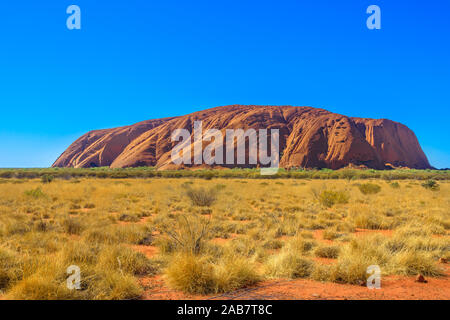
421;180;440;191
358;183;381;195
164;214;211;255
0;176;448;299
0;247;24;291
165;253;259;294
24;187;47;199
314;245;340;259
390;182;400;189
186;187;218;207
265;251;314;279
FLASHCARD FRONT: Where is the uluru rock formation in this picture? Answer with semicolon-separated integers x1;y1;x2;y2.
53;105;431;170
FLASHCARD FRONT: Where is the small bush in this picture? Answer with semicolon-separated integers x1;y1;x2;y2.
164;214;210;254
41;175;54;184
390;182;400;189
314;245;340;259
265;252;314;279
285;237;317;254
165;253;216;294
262;239;284;250
352;213;387;230
318;190;349;208
421;180;439;191
60;241;99;265
358;183;381;195
327;256;371;284
311;264;331;281
186;187;217;207
154;236;177;255
118;214;140;223
84;228;119;245
327;235;388;284
388;250;443;276
89;271;143;300
33;220;48;232
213;256;260;293
24;187;46;199
97;245;154;276
62;218;84;235
0;248;24;290
5;275;75;300
322;229;342;240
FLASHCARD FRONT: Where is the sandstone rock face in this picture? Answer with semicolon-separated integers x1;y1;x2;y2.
53;105;431;170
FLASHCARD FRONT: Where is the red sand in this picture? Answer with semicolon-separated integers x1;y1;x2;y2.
131;245;159;258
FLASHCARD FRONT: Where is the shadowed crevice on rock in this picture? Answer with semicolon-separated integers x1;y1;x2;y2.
52;105;431;170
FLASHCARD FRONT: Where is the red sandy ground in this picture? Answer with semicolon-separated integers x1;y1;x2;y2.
2;220;447;300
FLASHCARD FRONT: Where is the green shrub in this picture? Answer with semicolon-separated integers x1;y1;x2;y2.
62;218;84;235
41;175;54;184
186;187;218;207
24;187;46;199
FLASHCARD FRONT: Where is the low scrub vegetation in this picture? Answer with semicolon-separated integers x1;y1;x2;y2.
421;180;440;191
0;167;448;181
265;251;314;279
314;245;340;259
358;183;382;195
186;187;218;207
165;253;259;294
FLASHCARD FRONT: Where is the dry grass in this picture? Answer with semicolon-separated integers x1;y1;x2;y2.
0;177;448;298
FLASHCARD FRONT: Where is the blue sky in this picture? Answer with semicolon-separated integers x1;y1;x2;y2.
0;0;449;168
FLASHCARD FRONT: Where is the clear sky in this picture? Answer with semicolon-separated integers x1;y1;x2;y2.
0;0;449;168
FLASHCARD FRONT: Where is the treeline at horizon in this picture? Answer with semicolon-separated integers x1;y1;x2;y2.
0;167;449;181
